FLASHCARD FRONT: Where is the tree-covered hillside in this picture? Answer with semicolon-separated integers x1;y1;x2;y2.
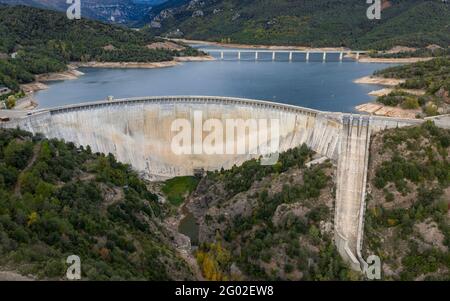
184;146;358;280
0;5;200;90
0;0;157;25
364;122;450;280
149;0;450;50
0;128;194;280
374;57;450;116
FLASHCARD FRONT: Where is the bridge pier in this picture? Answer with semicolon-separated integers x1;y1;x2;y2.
201;48;367;63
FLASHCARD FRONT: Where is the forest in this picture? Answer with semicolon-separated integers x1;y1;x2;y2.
150;0;450;50
189;145;358;280
0;5;200;91
0;128;193;280
364;122;450;280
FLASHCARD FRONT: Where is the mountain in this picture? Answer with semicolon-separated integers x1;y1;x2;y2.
0;0;167;25
147;0;450;49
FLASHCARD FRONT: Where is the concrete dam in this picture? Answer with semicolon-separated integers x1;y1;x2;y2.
1;95;425;272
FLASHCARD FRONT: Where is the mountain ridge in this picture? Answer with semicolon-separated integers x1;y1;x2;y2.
0;0;164;25
147;0;450;50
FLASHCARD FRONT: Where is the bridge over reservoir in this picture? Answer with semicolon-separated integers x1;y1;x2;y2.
199;48;368;62
1;96;429;272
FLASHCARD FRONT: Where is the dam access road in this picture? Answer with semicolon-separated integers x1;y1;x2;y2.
2;95;447;273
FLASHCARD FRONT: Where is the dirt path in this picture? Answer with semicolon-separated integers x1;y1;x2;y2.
14;143;41;197
0;271;34;281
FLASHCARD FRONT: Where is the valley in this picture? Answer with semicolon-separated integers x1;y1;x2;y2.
0;1;449;283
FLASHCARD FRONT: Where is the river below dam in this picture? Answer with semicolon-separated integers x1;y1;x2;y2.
35;56;393;112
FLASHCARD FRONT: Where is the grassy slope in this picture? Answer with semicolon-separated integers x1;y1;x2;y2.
162;176;199;206
0;128;193;280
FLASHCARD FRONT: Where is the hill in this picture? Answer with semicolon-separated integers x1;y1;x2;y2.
0;0;163;25
1;123;448;280
184;146;358;280
373;57;450;116
175;123;449;280
0;128;194;280
0;5;200;91
148;0;450;50
364;122;450;280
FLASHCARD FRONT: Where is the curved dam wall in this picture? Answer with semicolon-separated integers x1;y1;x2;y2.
3;96;342;180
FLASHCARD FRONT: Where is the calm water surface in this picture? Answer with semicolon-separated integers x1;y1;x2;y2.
35;57;392;112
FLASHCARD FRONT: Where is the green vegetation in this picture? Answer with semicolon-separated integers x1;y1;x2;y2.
0;5;201;91
374;122;449;193
162;176;199;206
364;122;450;280
151;0;450;50
377;90;419;109
374;57;450;116
369;47;450;59
190;145;358;280
0;128;193;280
209;144;314;198
375;57;450;92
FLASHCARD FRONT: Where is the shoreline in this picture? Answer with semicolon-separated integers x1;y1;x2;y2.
368;88;426;97
355;102;420;119
353;75;424;119
354;76;405;86
18;55;216;97
357;57;433;64
13;41;427;120
172;38;348;52
172;38;434;64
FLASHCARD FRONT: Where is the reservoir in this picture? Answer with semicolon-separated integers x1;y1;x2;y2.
35;57;392;112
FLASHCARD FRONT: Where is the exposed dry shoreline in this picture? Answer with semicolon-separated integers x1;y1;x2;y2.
354;76;405;86
368;88;426;97
172;38;348;52
355;102;419;119
18;56;215;96
72;56;214;69
354;75;425;118
357;57;433;64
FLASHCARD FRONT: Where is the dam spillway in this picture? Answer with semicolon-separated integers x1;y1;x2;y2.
1;95;426;271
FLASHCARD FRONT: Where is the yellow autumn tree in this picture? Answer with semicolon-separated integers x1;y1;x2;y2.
27;211;38;227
